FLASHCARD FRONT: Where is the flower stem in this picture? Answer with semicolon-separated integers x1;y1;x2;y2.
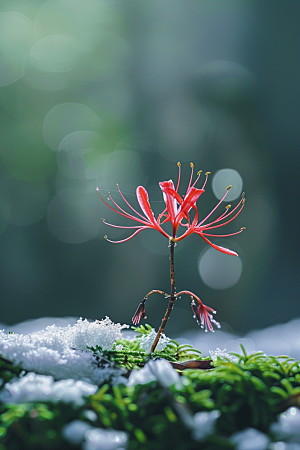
150;240;176;353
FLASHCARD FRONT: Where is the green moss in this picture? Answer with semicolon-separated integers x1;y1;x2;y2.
1;333;300;449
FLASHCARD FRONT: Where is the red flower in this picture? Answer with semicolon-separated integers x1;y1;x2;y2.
191;298;220;332
96;163;245;254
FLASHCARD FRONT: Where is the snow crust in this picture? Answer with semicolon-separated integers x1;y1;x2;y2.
138;329;169;352
0;372;97;406
0;317;128;384
62;420;128;449
127;359;181;388
209;347;238;362
270;407;300;442
231;428;270;450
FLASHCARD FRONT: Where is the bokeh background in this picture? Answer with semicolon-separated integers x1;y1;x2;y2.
0;0;299;337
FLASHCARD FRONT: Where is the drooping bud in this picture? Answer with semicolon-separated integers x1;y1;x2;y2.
191;300;201;326
132;300;147;325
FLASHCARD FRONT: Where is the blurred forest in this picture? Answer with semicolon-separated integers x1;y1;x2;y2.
0;0;299;336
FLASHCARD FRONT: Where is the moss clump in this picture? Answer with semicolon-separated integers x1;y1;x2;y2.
1;329;300;449
90;324;204;370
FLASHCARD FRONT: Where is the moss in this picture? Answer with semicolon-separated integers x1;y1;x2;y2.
1;331;300;449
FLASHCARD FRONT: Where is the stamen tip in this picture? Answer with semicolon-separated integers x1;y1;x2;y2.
177;162;181;167
104;235;108;240
190;162;194;168
101;218;105;222
96;187;99;191
241;227;246;231
225;204;231;209
227;185;232;190
197;170;202;175
205;171;211;176
242;198;245;204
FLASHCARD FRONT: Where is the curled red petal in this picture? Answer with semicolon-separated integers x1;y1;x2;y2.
136;186;156;224
159;180;182;223
198;233;238;256
180;187;204;215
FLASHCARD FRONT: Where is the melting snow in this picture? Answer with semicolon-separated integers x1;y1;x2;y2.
0;317;128;384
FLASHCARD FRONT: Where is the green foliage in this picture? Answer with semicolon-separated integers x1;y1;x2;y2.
0;356;23;390
1;341;300;449
89;324;203;370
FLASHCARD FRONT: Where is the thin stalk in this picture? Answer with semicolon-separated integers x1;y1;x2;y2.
150;240;176;353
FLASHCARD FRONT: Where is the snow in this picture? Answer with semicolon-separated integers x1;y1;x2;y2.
62;421;128;449
181;318;300;361
231;428;270;450
2;315;300;449
191;410;221;442
270;407;300;442
127;359;181;388
138;329;169;352
83;428;128;450
209;347;238;362
0;317;128;384
0;373;97;406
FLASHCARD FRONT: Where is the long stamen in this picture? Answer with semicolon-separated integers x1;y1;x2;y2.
96;188;149;225
191;170;202;188
201;172;210;190
209;204;231;223
101;219;148;229
198;185;231;226
104;227;151;243
175;162;181;192
157;207;167;223
116;184;147;220
187;162;194;191
203;200;245;230
202;227;246;237
108;191;150;225
201;194;244;229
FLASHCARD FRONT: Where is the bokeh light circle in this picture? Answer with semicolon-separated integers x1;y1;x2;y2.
47;189;101;243
57;131;104;179
198;247;242;290
98;151;145;191
24;63;69;91
43;103;101;151
0;12;34;86
212;169;243;202
29;35;82;73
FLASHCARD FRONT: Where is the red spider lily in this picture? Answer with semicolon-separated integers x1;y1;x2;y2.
96;163;245;256
190;296;220;332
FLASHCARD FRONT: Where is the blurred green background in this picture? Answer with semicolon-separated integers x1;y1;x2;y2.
0;0;299;336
